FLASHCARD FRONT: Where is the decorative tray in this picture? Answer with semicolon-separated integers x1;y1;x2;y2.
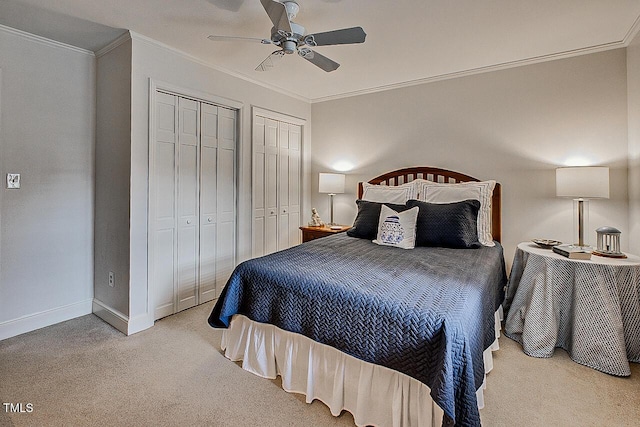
532;239;562;249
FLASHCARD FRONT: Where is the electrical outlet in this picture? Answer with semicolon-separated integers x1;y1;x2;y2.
108;272;115;287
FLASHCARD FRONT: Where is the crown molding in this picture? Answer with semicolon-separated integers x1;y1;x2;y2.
95;31;131;58
311;39;630;104
623;13;640;45
0;23;94;57
129;31;310;103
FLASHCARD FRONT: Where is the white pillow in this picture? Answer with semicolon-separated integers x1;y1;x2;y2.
409;178;434;198
373;205;419;249
416;180;496;247
361;181;416;203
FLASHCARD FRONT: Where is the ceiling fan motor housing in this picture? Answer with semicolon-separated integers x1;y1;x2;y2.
271;21;306;53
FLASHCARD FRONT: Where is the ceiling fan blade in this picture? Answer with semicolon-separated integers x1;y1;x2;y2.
298;48;339;72
305;27;366;47
207;35;272;44
256;50;286;71
260;0;292;33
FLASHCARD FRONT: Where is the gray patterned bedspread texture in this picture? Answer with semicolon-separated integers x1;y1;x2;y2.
209;233;506;426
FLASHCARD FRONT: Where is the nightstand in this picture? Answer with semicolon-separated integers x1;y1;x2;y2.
299;225;351;243
504;241;640;376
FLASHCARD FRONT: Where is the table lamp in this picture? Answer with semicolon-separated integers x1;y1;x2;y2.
556;166;609;248
319;173;345;226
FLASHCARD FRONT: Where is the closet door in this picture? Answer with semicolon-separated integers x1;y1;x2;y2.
151;92;178;320
252;112;302;257
151;91;237;320
287;124;301;247
265;118;279;255
199;103;218;302
277;121;291;251
176;97;200;312
277;122;302;249
252;116;266;258
215;107;236;298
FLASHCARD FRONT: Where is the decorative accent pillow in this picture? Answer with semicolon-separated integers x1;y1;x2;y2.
347;200;410;240
361;181;416;203
406;199;481;249
373;205;419;249
416;180;496;246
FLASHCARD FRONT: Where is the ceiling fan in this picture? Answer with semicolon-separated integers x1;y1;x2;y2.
207;0;366;72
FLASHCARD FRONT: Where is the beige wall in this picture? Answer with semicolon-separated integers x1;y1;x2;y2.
0;27;95;339
311;49;629;261
94;39;132;317
628;33;640;255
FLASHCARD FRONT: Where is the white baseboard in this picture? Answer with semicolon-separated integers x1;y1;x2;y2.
0;299;93;341
92;299;129;335
128;313;154;335
92;299;154;336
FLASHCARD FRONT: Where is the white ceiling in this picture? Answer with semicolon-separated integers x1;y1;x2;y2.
2;0;640;102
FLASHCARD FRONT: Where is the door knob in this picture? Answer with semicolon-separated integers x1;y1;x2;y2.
208;217;212;222
187;220;192;224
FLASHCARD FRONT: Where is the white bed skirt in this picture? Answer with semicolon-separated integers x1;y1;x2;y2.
221;307;503;427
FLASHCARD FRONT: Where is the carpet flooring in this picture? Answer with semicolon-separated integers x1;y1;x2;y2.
1;301;639;426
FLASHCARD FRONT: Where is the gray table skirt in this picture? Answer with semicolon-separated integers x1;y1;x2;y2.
504;243;640;376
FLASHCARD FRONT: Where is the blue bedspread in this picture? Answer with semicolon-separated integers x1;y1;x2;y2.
209;233;506;426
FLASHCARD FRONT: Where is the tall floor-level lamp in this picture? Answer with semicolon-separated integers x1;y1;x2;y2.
556;166;609;248
319;173;345;226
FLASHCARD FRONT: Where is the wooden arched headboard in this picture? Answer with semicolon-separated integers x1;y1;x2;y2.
357;167;502;243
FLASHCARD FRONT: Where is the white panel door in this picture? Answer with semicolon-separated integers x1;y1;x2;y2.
278;122;290;251
177;97;200;312
151;92;178;320
252;116;266;258
287;124;302;247
215;106;236;297
152;91;237;320
199;102;218;303
252;111;303;257
265;118;279;255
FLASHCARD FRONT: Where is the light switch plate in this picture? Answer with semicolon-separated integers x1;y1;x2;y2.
7;173;20;189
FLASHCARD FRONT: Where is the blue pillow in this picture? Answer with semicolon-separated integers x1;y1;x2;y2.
347;200;410;240
406;199;481;249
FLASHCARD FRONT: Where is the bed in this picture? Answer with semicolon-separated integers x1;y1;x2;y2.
209;167;506;427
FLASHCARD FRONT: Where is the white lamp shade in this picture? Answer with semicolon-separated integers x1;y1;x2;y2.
556;167;609;199
319;173;345;194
